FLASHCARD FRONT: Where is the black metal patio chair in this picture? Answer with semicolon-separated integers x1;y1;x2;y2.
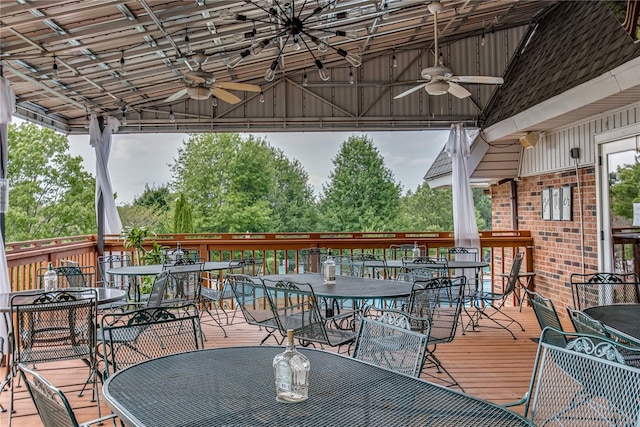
570;272;640;311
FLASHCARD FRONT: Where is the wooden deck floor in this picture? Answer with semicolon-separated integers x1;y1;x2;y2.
1;307;550;426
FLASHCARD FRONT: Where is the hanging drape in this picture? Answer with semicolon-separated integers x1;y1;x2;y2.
89;114;122;235
445;123;481;293
0;75;15;354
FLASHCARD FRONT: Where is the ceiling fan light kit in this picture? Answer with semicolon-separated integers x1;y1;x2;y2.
187;86;212;100
426;81;449;95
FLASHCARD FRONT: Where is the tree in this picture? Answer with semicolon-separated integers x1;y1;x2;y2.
134;184;171;212
268;148;318;232
173;193;194;233
473;187;492;231
610;155;640;220
395;184;454;231
319;135;401;231
6;122;96;241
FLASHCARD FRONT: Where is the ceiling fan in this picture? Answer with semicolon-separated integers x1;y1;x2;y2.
393;1;503;100
164;52;261;104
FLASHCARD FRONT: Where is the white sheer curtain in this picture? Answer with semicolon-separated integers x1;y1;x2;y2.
0;75;15;354
445;123;481;293
89;114;122;235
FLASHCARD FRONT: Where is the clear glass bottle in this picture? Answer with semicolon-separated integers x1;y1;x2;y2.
273;329;310;403
323;250;336;284
44;262;58;291
412;241;421;258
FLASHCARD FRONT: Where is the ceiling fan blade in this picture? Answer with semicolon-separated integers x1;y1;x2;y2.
393;83;429;99
447;82;472;99
211;87;242;104
215;82;262;92
450;75;504;84
164;88;188;103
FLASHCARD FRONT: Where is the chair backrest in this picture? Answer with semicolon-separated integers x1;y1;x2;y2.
11;289;97;365
439;246;479;262
18;363;83;427
526;289;567;347
299;247;327;273
408;276;465;345
320;254;357;276
146;271;171;308
401;256;448;278
97;254;131;289
99;303;203;378
37;265;96;288
163;246;199;264
228;257;264;275
352;309;430;377
501;252;524;296
263;278;357;348
163;261;204;301
522;327;640;425
566;307;610;339
226;273;278;329
353;253;389;278
388;244;427;259
570;272;640;310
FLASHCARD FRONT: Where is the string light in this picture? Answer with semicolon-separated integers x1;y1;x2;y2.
120;107;128;125
481;31;486;47
259;91;265;103
52;56;59;81
392;49;398;68
119;50;126;75
349;68;354;85
302;71;308;87
184;28;191;53
169;108;176;123
212;97;218;107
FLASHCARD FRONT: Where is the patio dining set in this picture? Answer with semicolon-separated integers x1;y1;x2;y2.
1;246;640;426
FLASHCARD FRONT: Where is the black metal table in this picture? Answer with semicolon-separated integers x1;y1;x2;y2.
107;261;231;276
261;273;413;300
103;347;533;427
0;287;126;313
584;303;640;342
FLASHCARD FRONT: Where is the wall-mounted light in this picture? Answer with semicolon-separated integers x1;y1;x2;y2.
519;132;539;149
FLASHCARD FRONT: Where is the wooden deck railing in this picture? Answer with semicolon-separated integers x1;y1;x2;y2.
5;230;534;295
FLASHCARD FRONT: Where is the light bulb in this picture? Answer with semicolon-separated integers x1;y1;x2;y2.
52;57;59;81
293;36;301;51
315;59;330;81
227;50;250;68
251;38;270;56
212;97;218;107
303;72;308;87
264;60;278;81
184;32;191;52
312;36;329;53
481;33;486;47
169;109;175;123
336;30;357;39
349;70;354;85
337;48;361;67
259;91;265;103
381;3;390;20
119;50;126;75
392;54;398;68
121;109;128;125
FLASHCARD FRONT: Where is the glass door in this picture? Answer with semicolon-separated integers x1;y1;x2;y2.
598;136;640;272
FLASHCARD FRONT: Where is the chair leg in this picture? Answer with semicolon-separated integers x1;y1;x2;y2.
199;303;228;338
473;300;525;340
422;351;465;392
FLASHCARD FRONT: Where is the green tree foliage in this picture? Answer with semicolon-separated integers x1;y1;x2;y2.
118;184;173;233
473;187;492;231
319;135;401;231
134;183;171;211
610;154;640;219
173;193;194;233
395;184;454;231
269;148;318;232
6;122;96;241
170;133;317;233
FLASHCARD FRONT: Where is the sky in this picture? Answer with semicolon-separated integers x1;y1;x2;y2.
62;129;450;204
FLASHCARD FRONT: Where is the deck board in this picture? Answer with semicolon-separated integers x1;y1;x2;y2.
1;307;545;426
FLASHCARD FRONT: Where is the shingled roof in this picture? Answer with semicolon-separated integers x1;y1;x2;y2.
424;1;640;185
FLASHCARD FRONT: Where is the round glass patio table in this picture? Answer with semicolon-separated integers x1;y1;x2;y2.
103;347;533;427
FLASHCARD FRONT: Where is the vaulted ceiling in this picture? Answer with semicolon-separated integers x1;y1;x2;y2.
1;0;557;135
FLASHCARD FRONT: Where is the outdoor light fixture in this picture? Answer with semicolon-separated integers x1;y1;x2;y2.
52;56;59;81
187;86;211;100
224;1;363;82
119;50;126;75
169;108;176;123
519;132;539;149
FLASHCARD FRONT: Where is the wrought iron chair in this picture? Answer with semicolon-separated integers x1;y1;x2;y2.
162;245;199;264
407;276;466;390
99;303;203;379
36;264;96;288
262;278;358;353
320;253;358;277
353;253;389;279
18;364;116;427
401;256;449;278
161;261;204;303
566;307;609;338
466;251;525;339
227;273;282;345
388;243;426;259
526;289;568;347
570;272;640;311
228;256;264;276
96;254;132;310
352;308;430;377
299;247;327;273
506;327;640;425
438;246;480;261
198;270;232;337
9;289;102;423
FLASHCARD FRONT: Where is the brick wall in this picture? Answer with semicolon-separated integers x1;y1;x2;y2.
491;166;597;313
